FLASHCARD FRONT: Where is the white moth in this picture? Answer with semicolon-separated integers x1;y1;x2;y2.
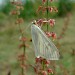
31;24;60;60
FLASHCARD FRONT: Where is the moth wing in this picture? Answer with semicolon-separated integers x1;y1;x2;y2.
31;24;59;60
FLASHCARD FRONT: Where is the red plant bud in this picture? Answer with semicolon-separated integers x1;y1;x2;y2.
45;60;50;67
45;32;52;38
45;60;50;64
47;68;53;74
37;19;43;25
49;19;55;27
35;56;41;63
51;32;57;39
49;7;53;12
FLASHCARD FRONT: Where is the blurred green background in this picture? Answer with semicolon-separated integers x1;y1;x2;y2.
0;0;75;75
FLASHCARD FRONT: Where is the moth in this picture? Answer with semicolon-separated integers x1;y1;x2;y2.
31;24;59;60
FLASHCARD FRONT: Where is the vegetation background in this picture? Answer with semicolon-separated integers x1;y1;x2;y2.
0;0;75;75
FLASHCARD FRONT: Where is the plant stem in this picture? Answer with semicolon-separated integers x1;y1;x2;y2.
47;0;49;31
22;42;26;75
19;24;26;75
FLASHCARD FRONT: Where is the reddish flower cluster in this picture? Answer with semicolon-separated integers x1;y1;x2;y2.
18;36;27;70
35;0;58;40
45;32;52;37
34;57;53;75
18;36;30;49
10;0;24;24
35;19;55;27
37;19;43;25
49;19;55;27
37;6;58;13
45;32;57;39
10;1;27;75
32;0;59;74
10;0;22;5
15;18;24;24
18;54;25;61
42;0;53;3
17;54;27;70
10;10;20;15
41;69;53;75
